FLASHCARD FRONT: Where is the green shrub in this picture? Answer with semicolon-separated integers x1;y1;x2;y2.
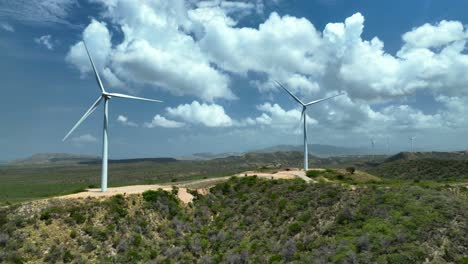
171;186;179;195
142;189;182;218
63;250;73;263
70;211;85;224
306;170;321;178
106;194;128;218
288;222;302;235
346;167;356;174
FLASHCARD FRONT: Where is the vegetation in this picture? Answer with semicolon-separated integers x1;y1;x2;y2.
368;158;468;182
306;169;322;178
346;167;356;174
0;152;307;204
0;177;466;263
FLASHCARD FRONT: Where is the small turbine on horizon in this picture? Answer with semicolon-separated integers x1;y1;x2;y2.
410;136;416;153
62;41;163;192
275;80;344;171
371;138;376;158
386;136;390;155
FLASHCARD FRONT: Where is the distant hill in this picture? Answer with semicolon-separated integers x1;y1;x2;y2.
367;151;468;181
252;144;367;157
10;153;100;165
178;152;242;160
385;151;468;162
80;157;178;165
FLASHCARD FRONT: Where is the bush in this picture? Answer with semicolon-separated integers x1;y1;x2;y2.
288;222;302;235
106;194;128;218
0;233;9;247
306;170;321;178
346;167;356;174
142;190;182;218
171;186;179;195
70;210;86;224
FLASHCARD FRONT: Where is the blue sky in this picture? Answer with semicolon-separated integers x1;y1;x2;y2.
1;0;468;160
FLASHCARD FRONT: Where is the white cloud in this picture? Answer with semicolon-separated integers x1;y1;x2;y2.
0;22;14;32
255;103;317;130
402;20;466;49
65;19;111;75
166;101;234;127
116;115;138;127
68;2;468;104
34;35;54;50
71;134;97;144
67;1;234;101
194;10;323;100
144;115;185;128
64;4;468;141
0;0;77;25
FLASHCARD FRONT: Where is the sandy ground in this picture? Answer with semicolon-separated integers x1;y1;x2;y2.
234;169;313;183
57;169;313;203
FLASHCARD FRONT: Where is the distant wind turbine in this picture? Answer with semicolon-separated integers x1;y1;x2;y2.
63;41;163;192
371;138;376;158
410;136;416;153
275;80;344;171
386;136;390;155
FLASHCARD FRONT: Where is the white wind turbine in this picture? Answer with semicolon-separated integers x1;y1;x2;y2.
371;138;376;158
275;81;344;171
63;41;163;192
410;136;416;153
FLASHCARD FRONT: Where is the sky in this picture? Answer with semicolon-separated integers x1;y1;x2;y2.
1;0;468;160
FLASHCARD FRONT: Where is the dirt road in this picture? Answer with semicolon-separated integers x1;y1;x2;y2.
57;169;312;203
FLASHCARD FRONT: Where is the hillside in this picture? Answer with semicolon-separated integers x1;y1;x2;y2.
0;177;466;263
367;152;468;181
10;153;100;165
0;151;310;204
252;144;367;157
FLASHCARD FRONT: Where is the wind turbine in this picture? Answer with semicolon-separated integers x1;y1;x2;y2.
410;136;416;153
386;136;390;155
370;138;377;159
275;81;344;171
63;41;163;192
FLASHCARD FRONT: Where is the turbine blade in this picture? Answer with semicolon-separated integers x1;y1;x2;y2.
62;96;103;141
107;93;163;103
83;41;106;93
305;92;345;106
275;80;304;106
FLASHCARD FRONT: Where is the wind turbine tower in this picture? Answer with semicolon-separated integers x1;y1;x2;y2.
410;136;416;153
63;41;163;192
386;137;390;155
275;81;344;171
371;138;376;158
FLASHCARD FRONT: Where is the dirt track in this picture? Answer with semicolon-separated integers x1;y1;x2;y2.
57;169;312;203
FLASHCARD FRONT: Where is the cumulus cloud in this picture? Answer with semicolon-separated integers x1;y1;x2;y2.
402;20;466;49
64;3;468;139
255;103;317;130
116;115;138;127
71;134;97;144
0;22;13;32
67;2;468;103
34;35;54;50
144;115;185;128
66;1;234;101
166;101;233;127
65;19;111;75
